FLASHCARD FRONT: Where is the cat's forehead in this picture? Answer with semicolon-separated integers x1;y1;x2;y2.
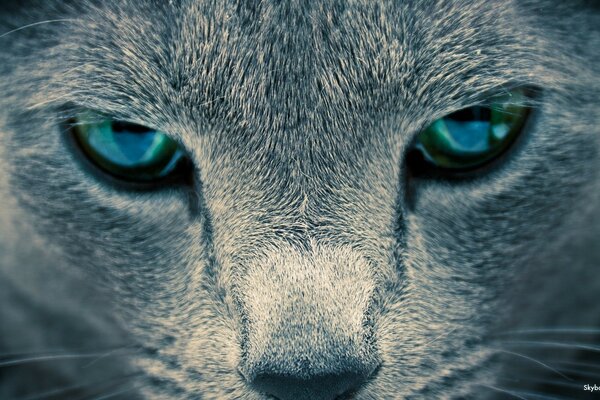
50;0;538;137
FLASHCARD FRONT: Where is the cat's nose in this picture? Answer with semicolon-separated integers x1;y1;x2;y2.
249;367;372;400
241;336;378;400
236;246;380;400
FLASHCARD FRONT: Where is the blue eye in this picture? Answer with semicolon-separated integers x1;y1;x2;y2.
413;88;532;171
71;112;188;183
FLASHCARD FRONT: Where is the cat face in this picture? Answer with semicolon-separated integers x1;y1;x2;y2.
1;0;598;399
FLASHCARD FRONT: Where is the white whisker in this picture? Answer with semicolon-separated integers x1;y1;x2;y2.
17;373;143;400
0;349;136;368
418;325;460;350
498;376;585;391
0;344;134;359
87;385;139;400
550;360;600;370
0;19;76;39
478;384;529;400
493;348;572;381
552;367;600;380
500;340;600;352
498;328;600;336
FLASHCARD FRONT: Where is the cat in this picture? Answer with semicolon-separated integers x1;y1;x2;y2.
1;0;599;399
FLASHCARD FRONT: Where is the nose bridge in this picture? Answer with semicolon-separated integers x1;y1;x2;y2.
237;244;380;381
205;128;399;247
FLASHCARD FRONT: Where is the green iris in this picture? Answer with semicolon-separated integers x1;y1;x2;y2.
414;88;531;170
72;112;185;182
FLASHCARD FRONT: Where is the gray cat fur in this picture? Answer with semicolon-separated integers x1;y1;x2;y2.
0;0;599;399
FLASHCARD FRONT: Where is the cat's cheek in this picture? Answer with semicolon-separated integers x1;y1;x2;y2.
4;119;201;297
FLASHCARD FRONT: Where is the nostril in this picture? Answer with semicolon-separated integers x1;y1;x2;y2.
251;371;370;400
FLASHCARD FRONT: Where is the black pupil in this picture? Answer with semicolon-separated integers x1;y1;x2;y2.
111;121;153;134
446;106;490;122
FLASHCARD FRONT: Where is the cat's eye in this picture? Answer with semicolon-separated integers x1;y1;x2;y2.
70;112;188;183
411;88;532;172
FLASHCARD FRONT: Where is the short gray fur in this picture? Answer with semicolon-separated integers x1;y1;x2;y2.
0;1;599;399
